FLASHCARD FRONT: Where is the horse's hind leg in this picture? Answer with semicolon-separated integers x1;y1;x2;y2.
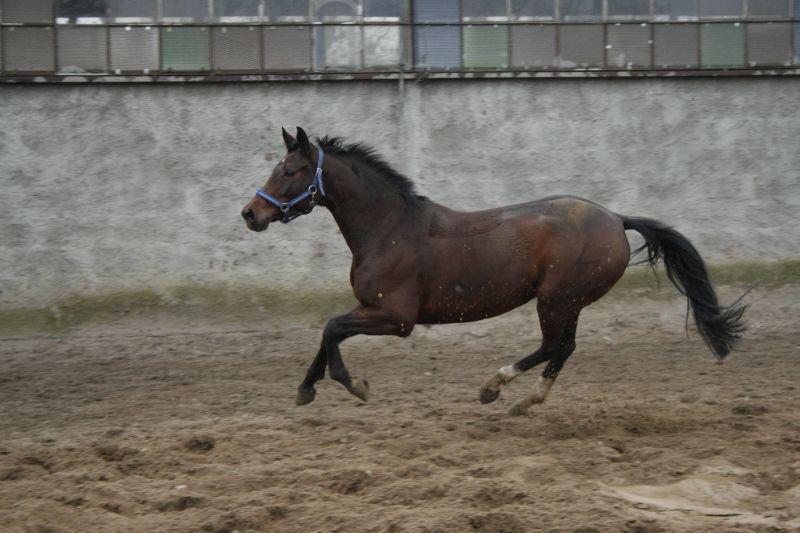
479;301;578;408
508;319;578;416
478;347;550;404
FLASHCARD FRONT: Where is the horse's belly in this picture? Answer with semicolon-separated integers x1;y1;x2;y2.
417;290;536;324
416;246;539;325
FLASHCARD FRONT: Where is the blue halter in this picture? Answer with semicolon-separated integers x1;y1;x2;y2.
255;146;326;224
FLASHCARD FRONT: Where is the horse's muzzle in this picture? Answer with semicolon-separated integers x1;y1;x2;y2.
241;207;269;232
246;220;269;232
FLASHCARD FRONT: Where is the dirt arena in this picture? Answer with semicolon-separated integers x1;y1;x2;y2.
1;283;798;532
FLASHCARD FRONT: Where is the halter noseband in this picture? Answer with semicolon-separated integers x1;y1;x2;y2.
255;146;326;224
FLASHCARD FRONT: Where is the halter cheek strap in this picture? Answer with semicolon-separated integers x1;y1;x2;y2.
255;146;326;224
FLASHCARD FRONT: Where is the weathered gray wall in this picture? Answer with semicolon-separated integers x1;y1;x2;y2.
1;78;799;306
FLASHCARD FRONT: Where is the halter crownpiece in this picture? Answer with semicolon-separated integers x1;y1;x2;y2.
255;146;326;224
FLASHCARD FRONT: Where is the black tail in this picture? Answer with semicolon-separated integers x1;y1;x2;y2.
622;216;746;360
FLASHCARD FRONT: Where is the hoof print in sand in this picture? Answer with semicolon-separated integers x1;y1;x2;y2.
185;435;215;452
158;495;204;512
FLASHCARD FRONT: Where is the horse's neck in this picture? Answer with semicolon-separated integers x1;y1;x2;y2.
323;158;416;256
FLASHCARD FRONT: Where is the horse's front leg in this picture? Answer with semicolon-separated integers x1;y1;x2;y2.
298;306;413;404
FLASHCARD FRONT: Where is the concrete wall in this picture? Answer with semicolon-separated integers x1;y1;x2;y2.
1;78;799;307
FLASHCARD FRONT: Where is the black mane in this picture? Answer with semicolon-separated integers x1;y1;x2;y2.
317;136;422;203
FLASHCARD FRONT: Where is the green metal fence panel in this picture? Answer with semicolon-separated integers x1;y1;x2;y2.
212;26;260;71
57;26;108;73
606;23;651;68
1;0;54;23
653;23;698;67
463;25;509;69
263;25;311;70
559;24;604;67
161;26;210;72
2;26;55;72
511;24;556;68
700;23;744;68
110;26;159;72
747;22;792;66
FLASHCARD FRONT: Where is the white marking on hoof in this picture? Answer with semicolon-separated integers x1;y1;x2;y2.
498;365;521;383
528;376;554;404
510;377;556;415
481;364;524;405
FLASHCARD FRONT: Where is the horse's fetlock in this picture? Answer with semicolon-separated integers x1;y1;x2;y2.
329;370;350;384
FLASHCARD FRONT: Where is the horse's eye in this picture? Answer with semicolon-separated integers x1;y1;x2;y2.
286;169;295;177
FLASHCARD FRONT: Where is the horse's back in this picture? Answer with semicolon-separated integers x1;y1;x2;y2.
427;194;623;240
415;196;629;323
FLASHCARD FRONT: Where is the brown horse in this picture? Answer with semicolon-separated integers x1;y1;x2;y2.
242;127;746;415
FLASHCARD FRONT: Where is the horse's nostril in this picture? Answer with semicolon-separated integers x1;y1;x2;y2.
242;208;255;222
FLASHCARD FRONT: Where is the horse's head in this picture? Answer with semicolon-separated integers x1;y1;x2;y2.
241;126;321;231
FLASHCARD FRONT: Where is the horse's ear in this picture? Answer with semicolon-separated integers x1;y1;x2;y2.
296;126;312;158
282;127;298;152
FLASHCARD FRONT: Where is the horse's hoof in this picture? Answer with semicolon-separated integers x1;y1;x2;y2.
508;403;529;417
348;377;369;402
479;386;500;404
295;385;317;406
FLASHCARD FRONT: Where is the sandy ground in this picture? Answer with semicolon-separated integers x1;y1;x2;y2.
0;284;799;532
